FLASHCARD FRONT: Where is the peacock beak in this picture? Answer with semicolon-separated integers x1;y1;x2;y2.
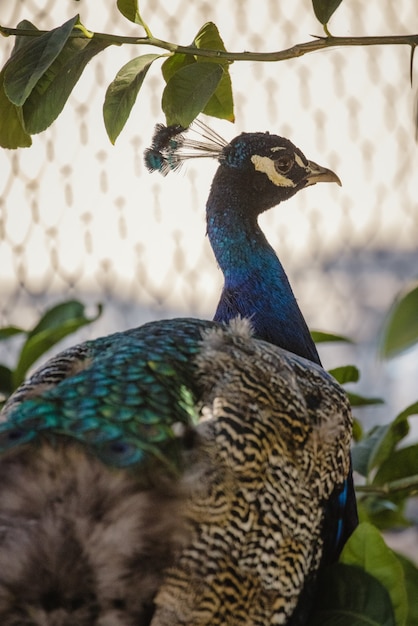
303;160;342;187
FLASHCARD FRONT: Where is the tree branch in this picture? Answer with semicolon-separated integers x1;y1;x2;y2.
1;24;417;63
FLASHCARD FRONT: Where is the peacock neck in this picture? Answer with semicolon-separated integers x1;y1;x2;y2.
206;190;321;365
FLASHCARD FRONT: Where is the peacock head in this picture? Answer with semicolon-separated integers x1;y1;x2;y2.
144;120;341;213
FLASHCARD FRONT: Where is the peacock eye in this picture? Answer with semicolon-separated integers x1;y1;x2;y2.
274;154;294;174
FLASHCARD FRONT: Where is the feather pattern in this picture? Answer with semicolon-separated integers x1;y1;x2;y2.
0;318;351;625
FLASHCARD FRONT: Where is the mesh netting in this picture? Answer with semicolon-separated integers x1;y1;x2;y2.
0;1;417;421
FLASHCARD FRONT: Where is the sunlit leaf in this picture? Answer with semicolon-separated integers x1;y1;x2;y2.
312;0;344;25
4;15;78;105
311;329;353;343
381;284;418;358
340;522;407;626
328;364;359;384
162;62;223;126
104;54;160;143
311;562;395;626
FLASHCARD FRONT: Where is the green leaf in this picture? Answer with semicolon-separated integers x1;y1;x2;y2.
117;0;140;24
328;364;359;384
352;427;384;476
381;284;418;358
22;36;110;134
358;497;410;531
104;54;160;144
0;21;39;148
116;0;151;34
4;15;78;106
312;0;344;25
162;53;195;83
340;522;408;626
10;20;40;55
396;555;418;626
0;326;26;341
202;69;234;121
194;22;234;121
163;55;234;122
311;329;353;343
367;403;417;471
161;24;234;124
346;391;384;407
373;444;418;493
14;301;102;387
352;417;363;442
28;300;94;337
162;62;224;126
194;22;228;57
0;365;13;397
352;406;415;478
0;68;32;148
311;562;395;626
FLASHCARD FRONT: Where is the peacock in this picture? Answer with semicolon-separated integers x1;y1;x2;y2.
145;120;358;622
0;122;356;625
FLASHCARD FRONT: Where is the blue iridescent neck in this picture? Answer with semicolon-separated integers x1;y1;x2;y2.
206;182;320;365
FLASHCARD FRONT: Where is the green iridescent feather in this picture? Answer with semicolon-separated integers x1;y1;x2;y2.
0;318;209;473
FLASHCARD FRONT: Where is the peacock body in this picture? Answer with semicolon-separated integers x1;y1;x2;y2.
0;318;351;626
0;123;356;625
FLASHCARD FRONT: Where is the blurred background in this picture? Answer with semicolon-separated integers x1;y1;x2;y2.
0;0;417;432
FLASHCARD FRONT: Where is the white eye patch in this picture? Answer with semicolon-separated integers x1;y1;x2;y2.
294;153;308;170
251;155;296;188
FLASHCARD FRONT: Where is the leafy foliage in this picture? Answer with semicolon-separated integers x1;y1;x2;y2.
0;0;401;147
0;300;102;402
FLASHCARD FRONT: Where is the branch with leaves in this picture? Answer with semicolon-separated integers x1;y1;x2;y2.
0;0;417;148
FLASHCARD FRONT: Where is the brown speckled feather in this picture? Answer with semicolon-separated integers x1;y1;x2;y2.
152;319;352;625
